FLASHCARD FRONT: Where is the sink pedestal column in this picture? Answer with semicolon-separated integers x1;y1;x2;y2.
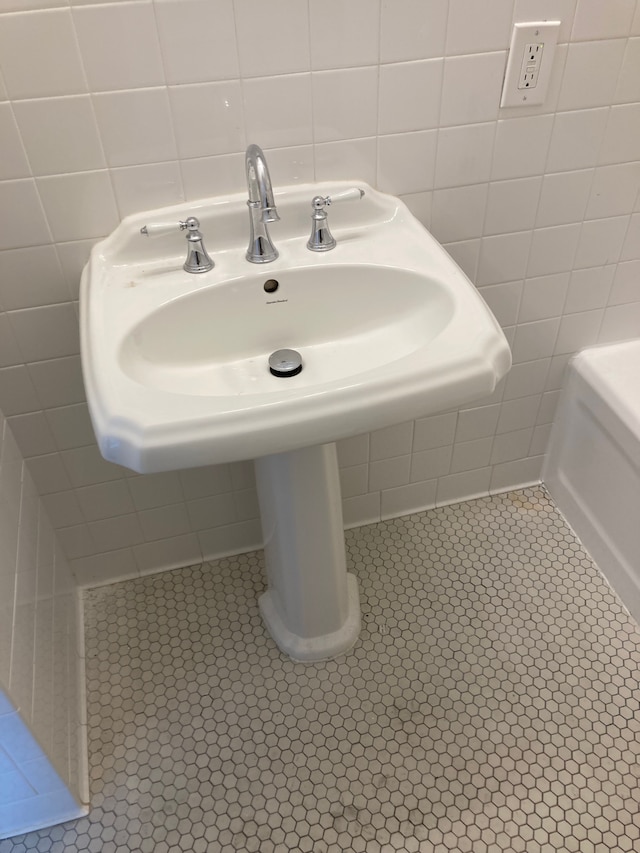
254;442;360;661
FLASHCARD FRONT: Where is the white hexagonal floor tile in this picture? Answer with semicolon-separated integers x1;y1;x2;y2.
2;487;640;852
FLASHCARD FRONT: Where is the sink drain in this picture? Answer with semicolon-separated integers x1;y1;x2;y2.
269;349;303;377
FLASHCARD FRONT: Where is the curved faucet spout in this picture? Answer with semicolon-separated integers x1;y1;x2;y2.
245;144;280;262
246;144;280;222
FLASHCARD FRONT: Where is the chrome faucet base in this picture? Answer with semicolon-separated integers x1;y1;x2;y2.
307;222;336;252
246;201;279;263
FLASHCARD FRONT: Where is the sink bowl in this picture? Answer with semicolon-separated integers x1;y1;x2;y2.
81;181;511;473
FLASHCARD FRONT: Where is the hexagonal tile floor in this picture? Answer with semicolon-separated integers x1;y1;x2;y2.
3;486;640;852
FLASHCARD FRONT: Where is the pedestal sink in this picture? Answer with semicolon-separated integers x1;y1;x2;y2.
80;181;511;660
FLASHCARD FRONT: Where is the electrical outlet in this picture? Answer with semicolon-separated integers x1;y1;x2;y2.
518;43;543;89
500;21;560;108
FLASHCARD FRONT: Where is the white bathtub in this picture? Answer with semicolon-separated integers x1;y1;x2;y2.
544;340;640;624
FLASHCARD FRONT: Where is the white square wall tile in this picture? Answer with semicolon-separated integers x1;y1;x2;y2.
27;355;86;410
598;302;640;342
621;213;640;261
234;0;309;77
491;115;554;181
554;309;603;354
511;317;560;363
0;9;87;99
13;96;105;177
574;216;628;270
608;259;640;305
0;246;69;311
134;533;202;576
243;74;312;149
26;452;72;495
0;180;51;251
88;514;145;551
93;89;177;167
312;67;378;143
410;446;452;481
75;480;135;522
138;504;191;542
546;108;609;173
502;358;550;401
436;467;491;506
535;169;593;228
71;547;138;587
310;0;380;70
0;367;43;417
314;138;377;186
7;303;80;362
450;437;493;474
381;480;437;521
181;153;245;200
111;162;184;218
154;0;239;84
336;434;369;467
558;40;626;111
585;164;640;221
0;104;30;181
261;146;314;187
599;104;640;166
571;0;636;40
443;238;481;281
431;184;488;244
564;265;615;313
72;1;165;91
496;395;541;433
368;455;411;491
491;427;534;465
339;464;369;499
527;224;581;278
379;60;443;135
446;0;514;55
477;280;522;327
169;81;244;159
518;273;570;323
477;231;532;286
369;422;413;462
378;131;437;195
440;52;506;128
483;177;541;237
6;412;56;458
615;37;640;104
0;315;22;368
127;472;184;510
455;405;501;442
60;444;127;488
36;172;119;243
380;0;448;62
435;122;496;189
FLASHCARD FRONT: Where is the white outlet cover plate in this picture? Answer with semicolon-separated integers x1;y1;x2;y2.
501;21;561;108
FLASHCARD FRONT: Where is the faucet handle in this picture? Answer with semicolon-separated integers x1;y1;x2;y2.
312;187;365;211
140;217;202;238
307;188;365;252
140;216;214;273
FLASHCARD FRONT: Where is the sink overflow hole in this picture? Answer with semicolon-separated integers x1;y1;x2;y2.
264;279;279;293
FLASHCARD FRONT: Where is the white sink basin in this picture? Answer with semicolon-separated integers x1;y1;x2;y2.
81;181;511;474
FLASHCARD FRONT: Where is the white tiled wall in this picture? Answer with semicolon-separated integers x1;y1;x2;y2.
0;410;87;837
0;0;639;586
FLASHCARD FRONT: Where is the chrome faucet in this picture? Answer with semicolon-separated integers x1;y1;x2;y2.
140;216;214;273
245;144;280;263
